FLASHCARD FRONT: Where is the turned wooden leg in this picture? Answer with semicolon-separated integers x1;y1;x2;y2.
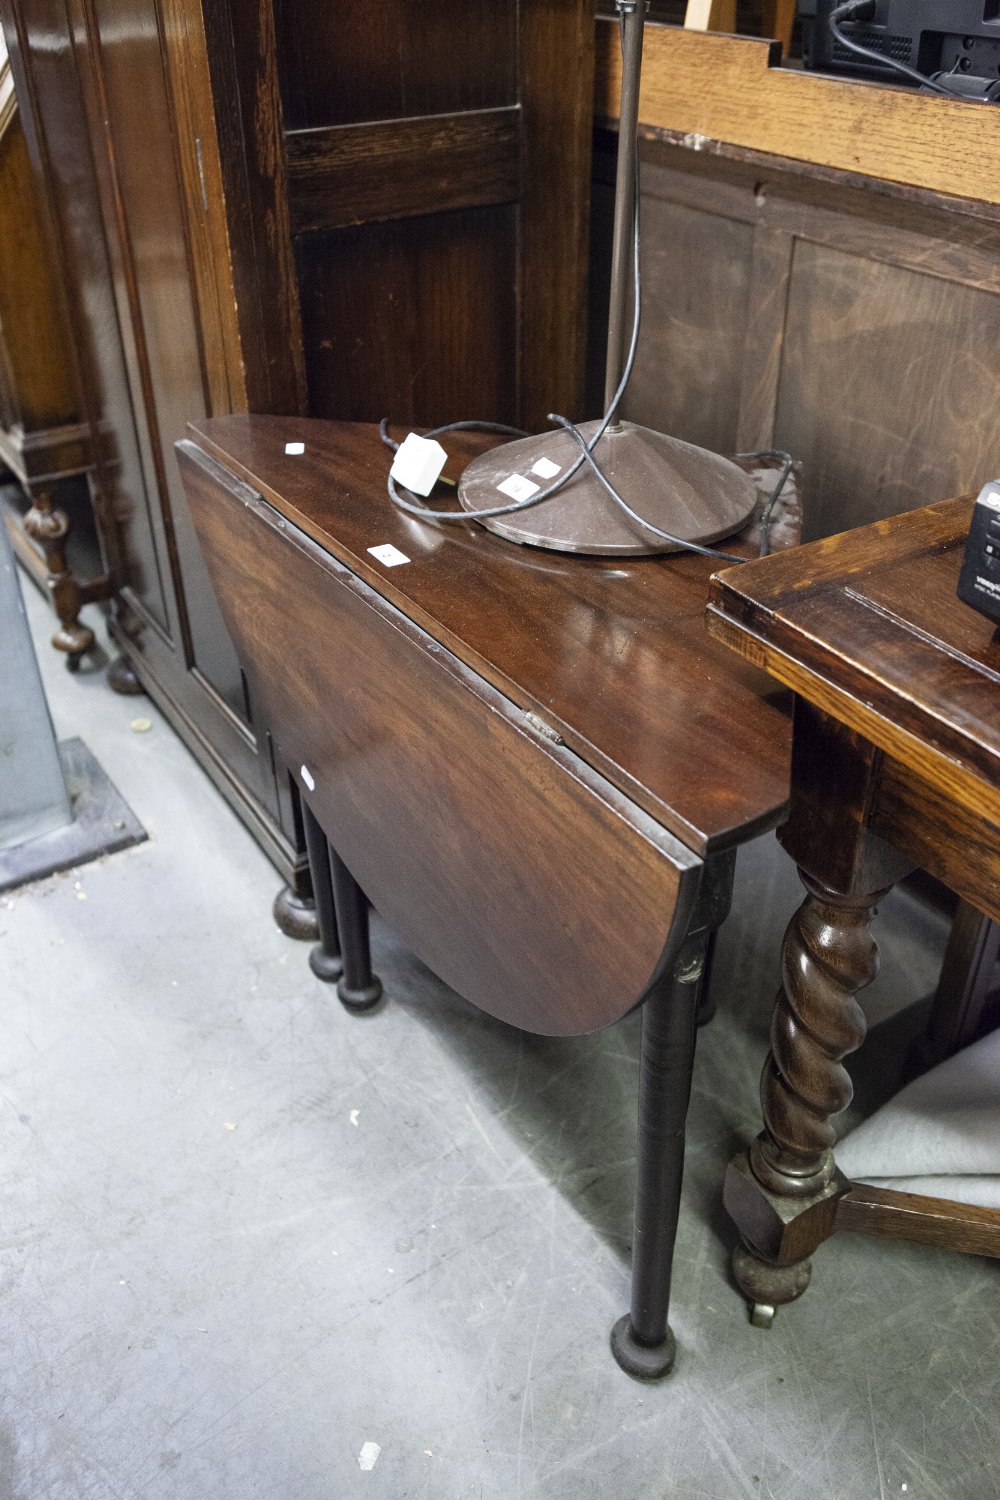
23;483;94;664
301;801;343;984
724;870;889;1326
611;929;709;1379
328;845;382;1012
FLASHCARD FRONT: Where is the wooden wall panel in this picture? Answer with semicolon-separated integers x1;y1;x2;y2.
272;0;517;130
296;207;518;428
776;243;1000;541
588;134;1000;545
623;191;753;454
269;0;592;434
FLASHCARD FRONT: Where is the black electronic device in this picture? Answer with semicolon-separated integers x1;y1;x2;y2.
957;480;1000;626
799;0;1000;85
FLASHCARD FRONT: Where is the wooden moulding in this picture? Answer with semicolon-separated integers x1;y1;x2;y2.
285;107;522;236
594;19;1000;207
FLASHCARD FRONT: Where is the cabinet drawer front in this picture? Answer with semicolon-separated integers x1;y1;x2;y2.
180;442;699;1035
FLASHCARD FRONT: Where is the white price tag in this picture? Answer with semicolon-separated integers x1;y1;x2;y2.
284;442;305;455
300;764;315;791
367;543;411;567
530;457;561;480
497;474;540;502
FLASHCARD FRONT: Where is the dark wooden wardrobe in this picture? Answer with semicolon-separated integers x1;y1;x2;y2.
0;0;595;896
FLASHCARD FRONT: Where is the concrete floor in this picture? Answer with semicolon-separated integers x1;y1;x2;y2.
2;586;998;1500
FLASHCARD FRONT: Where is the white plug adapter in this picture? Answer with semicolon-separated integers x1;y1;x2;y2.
389;432;448;497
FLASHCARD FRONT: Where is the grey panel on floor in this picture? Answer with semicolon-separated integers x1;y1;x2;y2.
1;584;996;1500
0;516;71;848
0;736;147;893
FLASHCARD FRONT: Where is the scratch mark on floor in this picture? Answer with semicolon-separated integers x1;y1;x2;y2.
465;1102;503;1161
868;1371;887;1500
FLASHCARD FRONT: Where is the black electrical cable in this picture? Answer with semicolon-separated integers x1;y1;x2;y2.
735;448;794;558
378;419;528;456
828;0;962;97
545;413;747;563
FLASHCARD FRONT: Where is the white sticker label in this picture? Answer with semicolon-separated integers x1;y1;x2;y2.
357;1442;381;1471
367;543;411;567
497;474;540;502
284;441;305;455
530;457;561;480
300;764;315;791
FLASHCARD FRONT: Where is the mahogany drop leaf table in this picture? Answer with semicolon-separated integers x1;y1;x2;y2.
178;414;796;1377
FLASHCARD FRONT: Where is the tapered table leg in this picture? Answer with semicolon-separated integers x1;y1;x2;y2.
611;929;709;1379
301;801;343;983
611;850;735;1379
329;845;382;1012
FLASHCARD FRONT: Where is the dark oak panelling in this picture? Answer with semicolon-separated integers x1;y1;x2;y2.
273;0;517;131
281;0;594;435
199;0;307;417
592;134;1000;543
517;0;595;426
775;243;1000;539
625;192;753;454
285;106;521;235
296;207;519;428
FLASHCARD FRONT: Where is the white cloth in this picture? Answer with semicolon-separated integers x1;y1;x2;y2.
836;1027;1000;1210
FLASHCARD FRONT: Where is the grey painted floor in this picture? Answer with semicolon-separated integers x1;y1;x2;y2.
2;587;998;1500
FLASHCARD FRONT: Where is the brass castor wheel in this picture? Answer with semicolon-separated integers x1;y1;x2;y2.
732;1240;812;1327
750;1302;776;1330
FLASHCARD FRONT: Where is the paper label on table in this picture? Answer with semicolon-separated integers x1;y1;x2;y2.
284;441;305;455
300;764;315;791
530;457;561;480
367;544;410;567
497;474;540;502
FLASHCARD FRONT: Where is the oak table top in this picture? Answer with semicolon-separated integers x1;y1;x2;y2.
707;495;1000;820
708;495;1000;921
188;413;793;857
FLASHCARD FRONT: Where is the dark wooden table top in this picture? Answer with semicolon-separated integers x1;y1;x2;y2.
189;414;794;856
707;495;1000;828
